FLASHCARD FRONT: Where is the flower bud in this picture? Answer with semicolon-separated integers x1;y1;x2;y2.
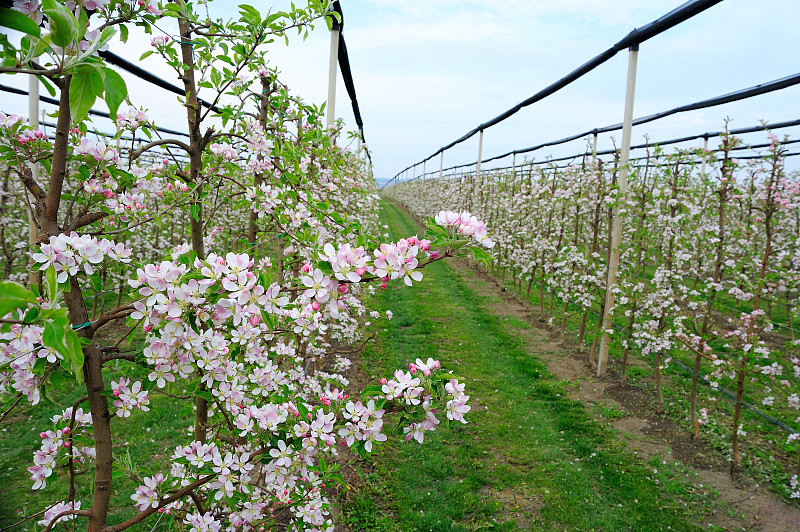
338;283;349;295
311;301;320;311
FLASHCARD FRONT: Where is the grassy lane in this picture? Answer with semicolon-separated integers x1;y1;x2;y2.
343;201;713;532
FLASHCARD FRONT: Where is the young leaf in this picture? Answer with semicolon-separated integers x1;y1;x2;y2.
41;0;77;48
45;265;57;300
77;26;116;63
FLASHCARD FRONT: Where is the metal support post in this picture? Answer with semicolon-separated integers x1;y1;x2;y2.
701;136;708;176
597;43;639;377
476;129;484;180
326;27;340;131
27;70;39;285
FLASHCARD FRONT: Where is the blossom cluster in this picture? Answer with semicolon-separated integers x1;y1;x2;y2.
434;210;495;248
111;378;151;418
32;232;132;283
28;407;94;491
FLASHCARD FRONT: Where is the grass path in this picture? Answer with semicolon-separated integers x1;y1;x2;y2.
343;201;716;532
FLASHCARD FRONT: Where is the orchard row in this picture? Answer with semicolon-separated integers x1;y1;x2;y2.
388;132;800;499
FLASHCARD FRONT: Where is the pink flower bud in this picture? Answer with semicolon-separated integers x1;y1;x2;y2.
113;389;121;397
62;427;70;434
249;315;260;326
380;378;387;384
381;276;389;282
407;236;417;245
338;283;349;295
302;263;311;273
40;432;47;438
356;267;366;276
311;301;320;311
63;441;70;448
307;413;312;419
143;324;153;332
380;282;387;290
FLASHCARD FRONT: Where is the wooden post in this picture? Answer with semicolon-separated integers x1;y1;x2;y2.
597;44;639;377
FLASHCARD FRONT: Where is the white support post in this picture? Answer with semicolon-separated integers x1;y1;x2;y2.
476;129;484;180
326;27;340;131
28;71;40;285
701;136;708;176
597;44;639;377
412;164;416;182
592;131;598;162
512;152;516;180
422;160;426;183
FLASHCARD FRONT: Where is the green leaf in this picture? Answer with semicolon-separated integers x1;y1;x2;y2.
42;319;71;362
196;390;214;402
69;66;103;121
0;7;41;37
75;5;88;43
41;0;77;48
65;329;83;381
238;4;262;25
190;203;200;222
45;265;57;298
0;281;37;318
360;384;384;397
23;307;40;323
89;272;102;292
37;75;57;97
119;24;129;43
102;67;127;120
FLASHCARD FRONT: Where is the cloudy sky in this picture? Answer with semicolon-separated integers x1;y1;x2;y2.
3;0;799;182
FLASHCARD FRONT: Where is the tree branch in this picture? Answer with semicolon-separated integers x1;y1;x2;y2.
66;211;107;232
89;305;135;335
129;139;191;161
100;474;216;532
41;509;93;532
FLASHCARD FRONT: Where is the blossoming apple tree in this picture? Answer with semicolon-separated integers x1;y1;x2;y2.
0;1;495;530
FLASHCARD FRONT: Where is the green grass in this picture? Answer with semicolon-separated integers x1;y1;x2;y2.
342;200;716;531
0;356;192;530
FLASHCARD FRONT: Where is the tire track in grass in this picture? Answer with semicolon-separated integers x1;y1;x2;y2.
343;201;715;532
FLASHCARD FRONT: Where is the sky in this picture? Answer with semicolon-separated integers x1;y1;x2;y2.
2;0;799;184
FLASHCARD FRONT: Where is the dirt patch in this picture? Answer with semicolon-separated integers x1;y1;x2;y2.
446;257;800;532
480;485;543;529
